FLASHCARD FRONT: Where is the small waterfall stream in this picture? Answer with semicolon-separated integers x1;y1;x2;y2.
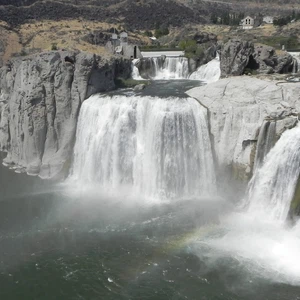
253;120;276;170
289;52;300;74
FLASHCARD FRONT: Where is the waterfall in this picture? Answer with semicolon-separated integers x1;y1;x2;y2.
131;59;143;80
135;56;190;80
253;120;276;170
189;54;221;83
289;52;300;74
69;94;216;200
133;55;221;82
196;124;300;285
246;124;300;221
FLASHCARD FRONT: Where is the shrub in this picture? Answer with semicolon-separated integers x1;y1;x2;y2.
51;43;58;50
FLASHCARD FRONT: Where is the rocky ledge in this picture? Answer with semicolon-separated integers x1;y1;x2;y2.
220;39;294;77
0;50;131;178
187;76;300;180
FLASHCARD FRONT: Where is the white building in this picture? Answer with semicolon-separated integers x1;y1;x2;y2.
105;32;142;59
240;16;255;30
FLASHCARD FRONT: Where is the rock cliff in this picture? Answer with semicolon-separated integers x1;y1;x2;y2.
0;50;131;178
220;40;294;77
187;77;300;180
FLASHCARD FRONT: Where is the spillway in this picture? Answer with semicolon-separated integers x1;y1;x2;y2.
69;94;216;200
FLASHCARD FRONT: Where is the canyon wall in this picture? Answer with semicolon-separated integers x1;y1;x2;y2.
0;50;131;178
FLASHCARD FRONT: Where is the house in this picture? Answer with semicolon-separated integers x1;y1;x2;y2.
240;16;255;29
263;16;274;24
105;32;143;59
240;16;262;30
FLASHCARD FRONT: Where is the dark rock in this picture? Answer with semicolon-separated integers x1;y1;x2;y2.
82;31;111;46
193;32;217;44
220;39;254;77
220;39;294;77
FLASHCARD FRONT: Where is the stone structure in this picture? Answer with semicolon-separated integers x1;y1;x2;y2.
106;32;143;59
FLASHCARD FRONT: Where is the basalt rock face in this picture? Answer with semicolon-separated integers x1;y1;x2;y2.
0;50;131;179
220;40;294;77
187;77;300;181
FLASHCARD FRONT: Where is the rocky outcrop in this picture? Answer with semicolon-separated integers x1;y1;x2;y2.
220;39;294;77
220;40;254;77
193;32;217;45
252;45;294;74
0;50;131;178
187;77;300;180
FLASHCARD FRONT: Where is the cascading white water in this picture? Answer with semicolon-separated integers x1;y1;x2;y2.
151;57;190;79
189;54;221;83
253;120;276;170
69;94;216;200
246;124;300;221
133;55;221;82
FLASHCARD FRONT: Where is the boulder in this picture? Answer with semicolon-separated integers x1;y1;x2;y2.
220;40;294;77
253;45;294;74
193;32;217;44
220;39;254;77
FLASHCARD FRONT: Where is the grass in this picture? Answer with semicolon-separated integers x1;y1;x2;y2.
0;19;152;64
